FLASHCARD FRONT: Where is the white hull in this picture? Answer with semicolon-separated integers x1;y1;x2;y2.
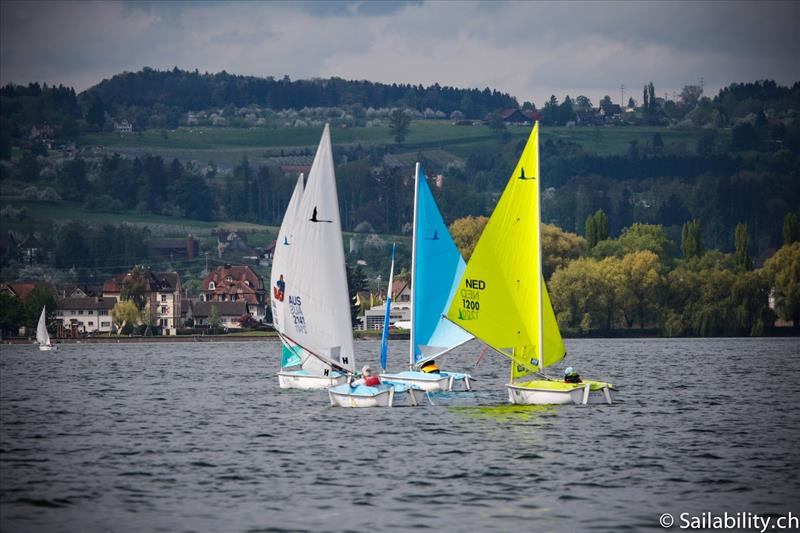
380;371;451;392
507;382;616;405
507;383;588;405
38;344;56;351
329;387;395;408
278;371;348;390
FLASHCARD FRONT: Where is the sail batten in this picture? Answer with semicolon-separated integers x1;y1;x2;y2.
446;123;565;381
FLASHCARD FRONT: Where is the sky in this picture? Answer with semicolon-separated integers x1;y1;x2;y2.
1;0;798;107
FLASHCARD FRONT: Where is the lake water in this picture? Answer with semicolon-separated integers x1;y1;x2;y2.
1;338;799;532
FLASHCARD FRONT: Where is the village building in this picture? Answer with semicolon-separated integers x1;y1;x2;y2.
55;297;116;336
361;280;411;330
217;230;255;258
495;108;532;125
0;282;40;301
186;300;248;329
201;264;267;320
147;234;199;259
102;270;182;335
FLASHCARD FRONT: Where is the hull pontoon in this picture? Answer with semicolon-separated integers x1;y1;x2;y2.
278;369;348;390
507;379;615;405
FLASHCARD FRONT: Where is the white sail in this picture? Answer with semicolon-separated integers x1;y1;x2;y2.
279;124;355;373
36;306;50;346
271;173;305;340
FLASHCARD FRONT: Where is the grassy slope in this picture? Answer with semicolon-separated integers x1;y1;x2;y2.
79;121;710;163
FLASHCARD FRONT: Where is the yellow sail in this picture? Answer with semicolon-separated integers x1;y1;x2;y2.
446;122;565;380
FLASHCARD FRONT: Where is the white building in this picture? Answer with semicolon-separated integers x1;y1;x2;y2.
362;280;411;330
56;297;116;335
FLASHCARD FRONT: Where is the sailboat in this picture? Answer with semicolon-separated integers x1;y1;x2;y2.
36;306;56;351
446;122;615;405
273;124;354;389
328;243;427;408
380;164;474;392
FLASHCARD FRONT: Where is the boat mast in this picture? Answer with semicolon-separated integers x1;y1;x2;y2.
409;163;420;370
536;122;544;375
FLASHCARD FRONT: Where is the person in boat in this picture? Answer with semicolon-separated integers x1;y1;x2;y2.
420;360;441;374
564;366;582;384
350;365;381;387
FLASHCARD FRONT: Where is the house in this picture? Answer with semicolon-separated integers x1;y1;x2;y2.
575;110;598;126
148;234;199;259
599;103;623;120
18;234;43;264
55;297;116;336
186;300;248;329
114;120;133;133
495;108;532;125
361;280;412;330
55;284;101;299
0;282;40;301
217;230;255;258
201;264;267;320
102;269;182;335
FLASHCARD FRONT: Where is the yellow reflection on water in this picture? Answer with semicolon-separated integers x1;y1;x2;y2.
448;404;558;422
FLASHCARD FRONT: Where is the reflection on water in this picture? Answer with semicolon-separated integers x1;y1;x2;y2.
1;338;799;532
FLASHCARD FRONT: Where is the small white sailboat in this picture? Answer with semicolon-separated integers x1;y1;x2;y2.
36;306;56;351
329;244;427;408
446;122;615;405
272;125;354;389
380;164;474;392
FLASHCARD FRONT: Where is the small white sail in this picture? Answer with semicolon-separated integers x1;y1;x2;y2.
271;173;305;343
279;124;355;373
36;306;51;347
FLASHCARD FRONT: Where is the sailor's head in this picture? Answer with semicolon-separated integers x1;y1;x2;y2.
564;366;577;377
361;365;374;377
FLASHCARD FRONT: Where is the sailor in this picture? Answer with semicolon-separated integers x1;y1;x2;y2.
420;360;441;374
350;365;381;387
564;366;582;383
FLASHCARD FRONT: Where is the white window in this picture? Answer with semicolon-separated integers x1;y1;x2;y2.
161;294;167;302
88;310;94;315
208;282;216;290
88;321;94;326
101;322;110;327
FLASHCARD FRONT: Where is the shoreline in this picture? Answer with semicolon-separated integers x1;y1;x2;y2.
3;331;797;345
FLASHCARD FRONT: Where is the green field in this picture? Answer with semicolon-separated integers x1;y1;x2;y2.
0;199;274;237
78;122;713;166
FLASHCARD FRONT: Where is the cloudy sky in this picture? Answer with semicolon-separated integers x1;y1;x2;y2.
1;1;798;106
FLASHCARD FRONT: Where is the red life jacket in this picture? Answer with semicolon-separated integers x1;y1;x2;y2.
364;375;381;386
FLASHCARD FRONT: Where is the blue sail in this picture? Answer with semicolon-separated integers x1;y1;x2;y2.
412;167;473;365
380;243;396;370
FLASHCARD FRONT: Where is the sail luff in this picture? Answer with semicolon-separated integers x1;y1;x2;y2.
536;122;544;375
409;163;420;370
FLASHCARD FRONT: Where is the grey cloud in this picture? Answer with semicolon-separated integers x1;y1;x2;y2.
1;0;797;106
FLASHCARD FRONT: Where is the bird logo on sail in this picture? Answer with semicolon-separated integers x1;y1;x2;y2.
517;167;535;180
424;229;440;240
309;206;332;223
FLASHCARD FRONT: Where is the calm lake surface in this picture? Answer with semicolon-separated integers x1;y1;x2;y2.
1;338;799;532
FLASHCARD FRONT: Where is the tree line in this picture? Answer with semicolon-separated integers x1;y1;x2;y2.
449;215;800;336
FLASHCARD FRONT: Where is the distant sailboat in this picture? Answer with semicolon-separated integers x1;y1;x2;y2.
446;122;615;405
272;125;355;389
380;164;473;391
36;306;55;351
